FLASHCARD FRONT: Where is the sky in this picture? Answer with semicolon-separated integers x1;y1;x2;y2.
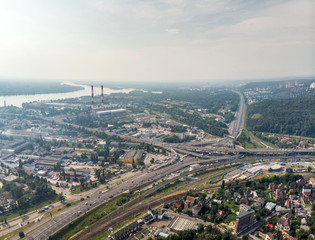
0;0;314;82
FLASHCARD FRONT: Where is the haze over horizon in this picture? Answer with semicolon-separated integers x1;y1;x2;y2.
0;0;314;83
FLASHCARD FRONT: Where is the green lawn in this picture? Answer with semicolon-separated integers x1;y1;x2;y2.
223;213;236;224
71;182;100;194
264;191;275;202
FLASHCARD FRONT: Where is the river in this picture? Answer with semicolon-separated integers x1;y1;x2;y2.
0;82;134;108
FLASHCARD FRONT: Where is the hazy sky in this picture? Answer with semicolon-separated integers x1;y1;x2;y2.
0;0;314;82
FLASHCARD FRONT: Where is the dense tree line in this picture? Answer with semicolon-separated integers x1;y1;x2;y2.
170;126;187;133
0;81;83;96
1;169;57;212
247;97;315;137
164;135;196;143
149;104;228;137
130;89;239;114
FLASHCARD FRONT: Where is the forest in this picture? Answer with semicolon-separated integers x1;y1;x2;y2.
246;97;315;137
129;89;239;115
0;81;83;96
149;104;229;137
0;169;58;218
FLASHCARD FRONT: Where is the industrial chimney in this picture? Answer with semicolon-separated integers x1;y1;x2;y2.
101;85;104;106
91;85;94;107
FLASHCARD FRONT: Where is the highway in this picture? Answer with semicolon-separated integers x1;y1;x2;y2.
25;152;296;240
25;154;236;240
231;91;246;138
22;92;315;240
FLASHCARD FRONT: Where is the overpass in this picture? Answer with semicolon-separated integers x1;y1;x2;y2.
177;145;315;156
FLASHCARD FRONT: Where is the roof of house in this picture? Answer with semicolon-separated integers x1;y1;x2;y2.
309;177;315;184
186;196;195;203
277;216;291;227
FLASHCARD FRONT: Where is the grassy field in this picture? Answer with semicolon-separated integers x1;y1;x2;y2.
247;131;276;148
156;181;187;195
71;182;100;194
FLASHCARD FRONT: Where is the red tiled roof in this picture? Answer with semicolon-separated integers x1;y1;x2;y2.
186;196;195;202
309;177;315;184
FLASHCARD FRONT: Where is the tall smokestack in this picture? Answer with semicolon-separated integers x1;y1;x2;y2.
91;85;94;107
101;85;104;106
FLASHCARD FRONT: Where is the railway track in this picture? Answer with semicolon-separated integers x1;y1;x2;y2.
71;175;223;240
73;185;221;240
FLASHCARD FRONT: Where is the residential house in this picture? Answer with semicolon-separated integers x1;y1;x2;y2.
276;214;291;232
225;189;232;198
275;189;286;201
302;184;312;198
243;188;252;198
216;210;225;217
253;197;266;210
265;233;276;240
192;203;203;216
309;177;315;188
269;183;277;191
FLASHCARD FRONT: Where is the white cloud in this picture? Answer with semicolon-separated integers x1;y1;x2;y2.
166;28;180;35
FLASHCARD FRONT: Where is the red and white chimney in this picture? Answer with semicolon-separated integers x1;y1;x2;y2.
101;85;104;106
91;85;94;107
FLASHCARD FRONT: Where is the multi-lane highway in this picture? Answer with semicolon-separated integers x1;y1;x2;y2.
25;154;235;240
231;91;246;138
22;91;315;240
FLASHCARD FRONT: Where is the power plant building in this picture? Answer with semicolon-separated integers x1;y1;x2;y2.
95;109;127;118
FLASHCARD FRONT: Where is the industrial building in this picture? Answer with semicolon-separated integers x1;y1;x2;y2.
94;109;127;118
121;150;144;166
167;216;198;232
189;164;201;171
88;85;127;118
